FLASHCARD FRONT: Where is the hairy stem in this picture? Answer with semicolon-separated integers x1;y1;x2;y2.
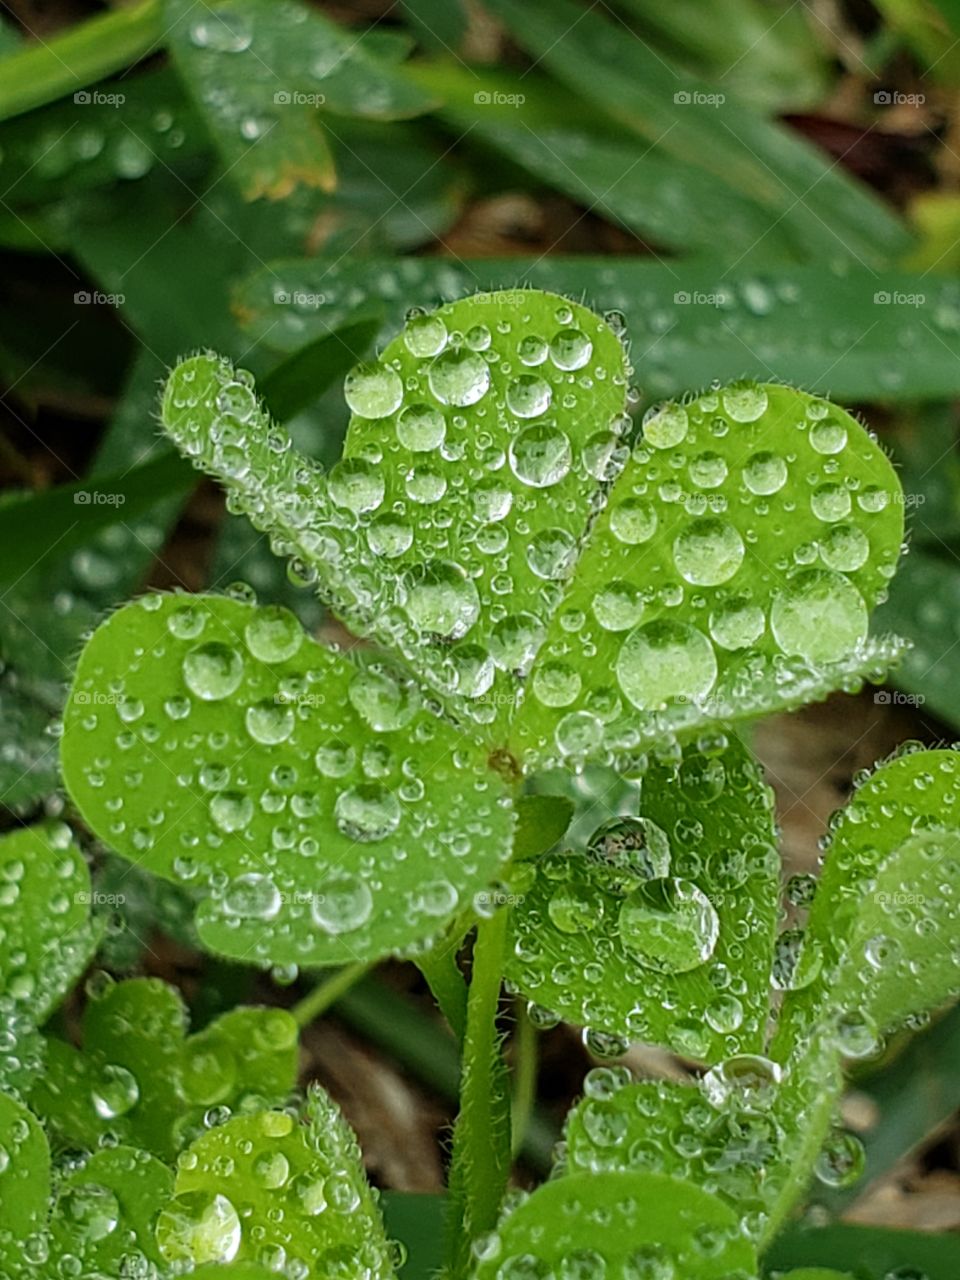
447;910;512;1278
510;1002;538;1156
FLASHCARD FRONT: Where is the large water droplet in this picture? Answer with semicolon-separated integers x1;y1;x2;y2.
183;643;244;701
404;561;480;639
156;1191;241;1265
673;518;744;586
244;607;302;663
334;784;401;841
91;1064;139;1119
722;381;768;423
312;874;374;934
643;402;688;449
396;402;446;452
616;621;717;710
770;570;867;663
619;877;719;973
428;349;490;406
344;363;403;418
509;424;571;488
506;374;552;419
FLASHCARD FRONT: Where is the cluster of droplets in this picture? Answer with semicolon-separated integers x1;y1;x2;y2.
155;1091;398;1278
66;593;510;966
326;293;632;724
515;380;904;769
510;742;778;1057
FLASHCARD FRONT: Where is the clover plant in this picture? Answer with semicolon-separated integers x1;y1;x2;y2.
0;288;955;1280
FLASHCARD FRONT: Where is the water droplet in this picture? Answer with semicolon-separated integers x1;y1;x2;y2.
245;698;294;745
210;791;254;833
810;416;848;455
743;451;787;495
616;620;717;710
59;1184;120;1242
702;1055;782;1111
722;381;768;423
345;363;403;418
770;570;867;663
609;499;657;545
815;1129;865;1187
673;518;744;586
708;597;764;650
244;607;302;663
428;349;490;406
189;10;252;52
312;874;374;933
587;816;671;882
811;483;852;523
396;402;446;452
328;458;385;513
334;784;400;842
223;873;282;921
183;643;243;701
509;425;571;488
549;327;593;371
490;613;545;673
367;513;414;558
820;524;869;572
526;527;577;580
643;402;688;449
156;1191;241;1265
348;665;420;731
404;312;448;358
619;877;719;973
507;374;552;419
91;1064;139;1119
403;561;480;639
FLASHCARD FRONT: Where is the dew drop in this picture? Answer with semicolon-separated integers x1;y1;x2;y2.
770;570;867;663
509;424;572;488
182;643;243;701
616;620;717;710
312;874;374;934
619;877;719;973
396;402;446;452
403;561;480;639
428;349;490;407
334;784;401;842
344;363;404;418
673;518;744;586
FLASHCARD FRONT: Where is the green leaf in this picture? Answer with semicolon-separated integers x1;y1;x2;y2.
0;451;194;589
776;1272;855;1279
0;1092;48;1263
483;0;908;267
408;62;784;257
0;0;162;123
875;549;960;729
156;1089;394;1275
164;0;438;201
402;0;467;49
611;0;828;110
0;352;186;812
61;592;515;966
511;382;904;770
234;257;960;403
777;747;960;1056
507;738;778;1059
0;822;98;1023
48;1146;173;1275
513;794;574;861
164;0;336;200
161;292;631;733
470;1171;756;1279
0;66;206;209
766;1223;960;1280
30;977;298;1161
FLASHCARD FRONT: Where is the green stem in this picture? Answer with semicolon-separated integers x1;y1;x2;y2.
291;962;370;1028
415;931;470;1042
0;0;163;123
510;1002;538;1156
447;910;512;1277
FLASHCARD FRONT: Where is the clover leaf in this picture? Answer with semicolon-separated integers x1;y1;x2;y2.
507;736;779;1060
0;822;100;1024
469;1170;757;1280
61;592;515;967
29;977;298;1161
156;1088;395;1276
